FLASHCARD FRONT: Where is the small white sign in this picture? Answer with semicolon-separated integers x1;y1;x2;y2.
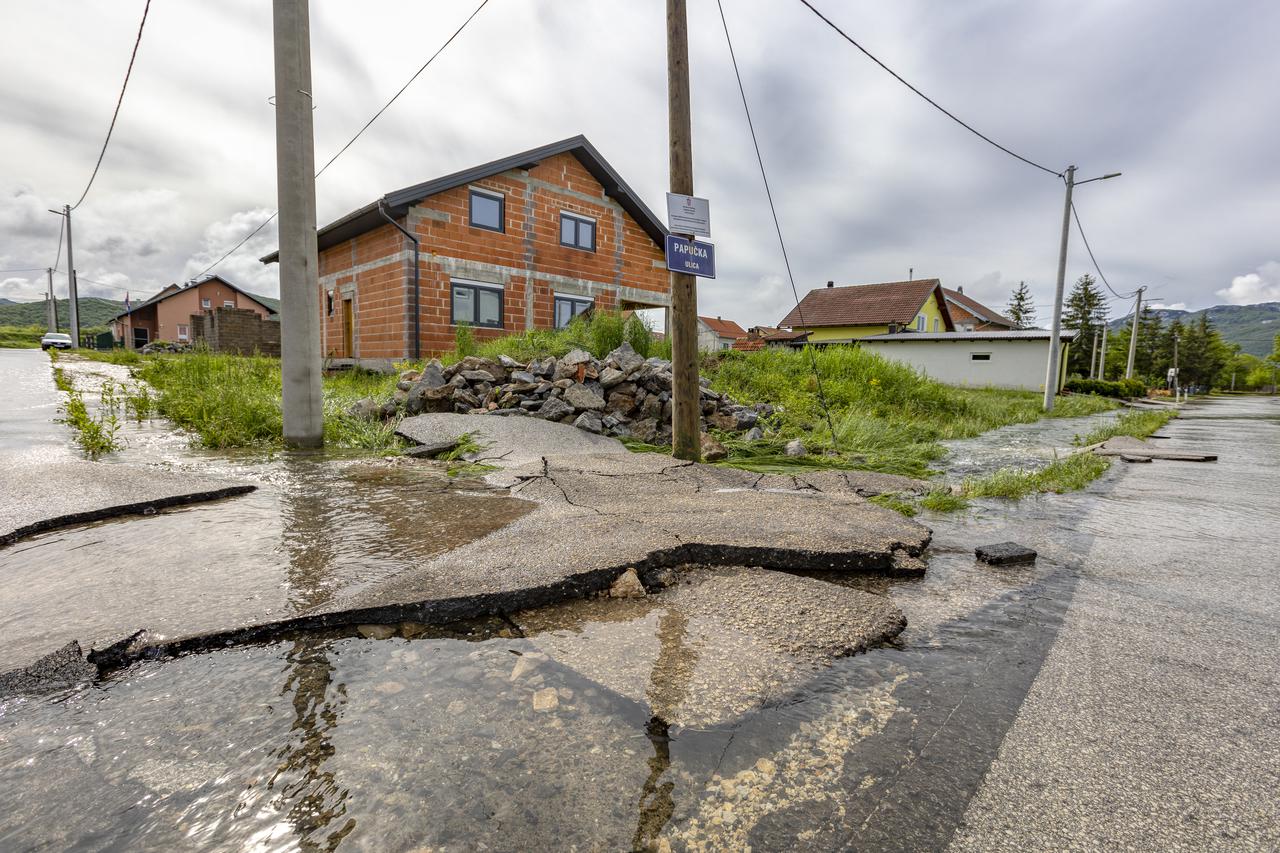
666;193;711;238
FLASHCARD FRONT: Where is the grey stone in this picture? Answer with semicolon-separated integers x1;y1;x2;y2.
535;397;574;421
701;433;728;462
497;354;523;369
630;417;660;444
975;542;1038;565
606;392;636;415
564;383;606;411
731;407;759;430
784;439;807;457
348;396;382;421
510;370;537;385
561;348;593;367
745;426;764;441
599;367;625;389
608;567;647;598
402;437;460;458
460;369;496;384
605;342;645;374
573;411;604;434
417;361;446;389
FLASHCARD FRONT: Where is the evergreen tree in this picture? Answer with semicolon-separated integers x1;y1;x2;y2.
1006;281;1036;329
1134;306;1164;380
1177;314;1230;389
1063;274;1109;377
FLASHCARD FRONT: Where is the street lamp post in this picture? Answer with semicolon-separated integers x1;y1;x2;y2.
1043;168;1122;411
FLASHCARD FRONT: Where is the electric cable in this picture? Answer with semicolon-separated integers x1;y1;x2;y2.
716;0;841;449
796;0;1062;177
71;0;152;211
1070;200;1137;300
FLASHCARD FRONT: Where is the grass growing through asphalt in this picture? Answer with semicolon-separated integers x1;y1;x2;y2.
121;351;404;451
960;453;1111;499
707;347;1117;477
1074;409;1175;447
52;366;124;458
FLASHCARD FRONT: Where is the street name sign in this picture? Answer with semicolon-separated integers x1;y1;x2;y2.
666;193;711;238
665;235;716;279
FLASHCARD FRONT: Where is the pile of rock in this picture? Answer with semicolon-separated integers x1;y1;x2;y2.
350;342;772;455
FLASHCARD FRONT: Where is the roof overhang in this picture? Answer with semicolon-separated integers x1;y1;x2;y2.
261;135;668;264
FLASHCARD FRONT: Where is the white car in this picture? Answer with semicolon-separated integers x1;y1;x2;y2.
40;332;74;350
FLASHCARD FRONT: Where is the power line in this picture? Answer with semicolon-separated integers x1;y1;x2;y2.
1070;200;1136;300
314;0;492;180
71;0;152;211
51;214;65;271
0;267;47;274
197;0;491;279
795;0;1063;178
716;0;840;448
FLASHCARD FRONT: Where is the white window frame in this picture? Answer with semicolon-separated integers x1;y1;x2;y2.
201;298;212;309
916;315;926;331
223;300;235;309
176;324;190;341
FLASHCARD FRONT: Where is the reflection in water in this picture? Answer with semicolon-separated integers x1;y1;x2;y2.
633;610;694;848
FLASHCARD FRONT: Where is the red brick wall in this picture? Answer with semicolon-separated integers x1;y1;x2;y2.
317;151;668;359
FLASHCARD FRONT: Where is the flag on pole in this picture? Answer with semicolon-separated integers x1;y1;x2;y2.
124;292;131;313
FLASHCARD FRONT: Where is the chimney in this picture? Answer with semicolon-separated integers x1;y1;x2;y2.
958;285;964;294
826;280;834;288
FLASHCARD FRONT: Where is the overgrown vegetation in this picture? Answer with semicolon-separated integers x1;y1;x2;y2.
439;311;669;366
53;368;124;458
0;324;45;348
1074;409;1175;447
1064;377;1147;398
960;453;1111;500
707;347;1116;477
120;350;404;452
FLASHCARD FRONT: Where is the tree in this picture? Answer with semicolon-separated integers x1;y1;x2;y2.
1063;274;1109;377
1133;305;1164;381
1006;281;1036;329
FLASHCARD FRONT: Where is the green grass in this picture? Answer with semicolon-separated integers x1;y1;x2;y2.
707;347;1117;477
114;351;404;452
1075;409;1175;447
53;368;124;458
920;490;970;512
960;453;1111;500
868;494;919;517
432;311;669;366
0;324;44;348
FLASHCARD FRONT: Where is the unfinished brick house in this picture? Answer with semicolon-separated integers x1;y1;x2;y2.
264;136;671;366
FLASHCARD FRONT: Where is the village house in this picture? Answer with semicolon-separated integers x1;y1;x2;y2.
262;136;671;367
857;329;1076;392
732;325;810;351
109;275;277;349
697;315;747;351
941;286;1017;331
777;279;955;343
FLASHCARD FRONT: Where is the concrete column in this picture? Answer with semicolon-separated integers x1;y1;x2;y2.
273;0;324;447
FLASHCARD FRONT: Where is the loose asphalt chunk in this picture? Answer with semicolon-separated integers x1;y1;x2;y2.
396;412;630;467
975;542;1039;566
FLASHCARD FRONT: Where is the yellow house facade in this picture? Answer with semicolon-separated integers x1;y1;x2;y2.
779;279;956;343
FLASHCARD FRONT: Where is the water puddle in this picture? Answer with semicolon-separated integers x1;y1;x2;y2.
939;408;1122;477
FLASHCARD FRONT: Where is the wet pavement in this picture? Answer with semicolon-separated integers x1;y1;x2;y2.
1;347;1276;851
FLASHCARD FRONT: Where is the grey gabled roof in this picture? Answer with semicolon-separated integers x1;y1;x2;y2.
261;135;667;263
110;276;277;320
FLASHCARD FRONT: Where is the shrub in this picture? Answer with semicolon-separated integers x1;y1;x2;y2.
624;313;653;358
1064;378;1147;398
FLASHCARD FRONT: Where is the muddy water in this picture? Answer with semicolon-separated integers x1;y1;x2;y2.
939;407;1124;477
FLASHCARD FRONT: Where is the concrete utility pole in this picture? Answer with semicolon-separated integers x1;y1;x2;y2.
1089;332;1099;379
1125;286;1145;379
1099;321;1108;381
273;0;324;447
45;268;57;333
63;206;80;346
1043;166;1075;411
666;0;700;460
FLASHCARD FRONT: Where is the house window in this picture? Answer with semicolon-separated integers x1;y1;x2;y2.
468;188;504;232
451;279;504;328
223;300;235;309
971;352;992;361
177;324;190;341
559;212;596;252
326;292;334;316
201;298;211;309
916;315;925;331
933;318;940;332
554;294;593;329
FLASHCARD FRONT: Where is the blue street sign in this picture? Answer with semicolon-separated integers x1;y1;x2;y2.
665;235;716;279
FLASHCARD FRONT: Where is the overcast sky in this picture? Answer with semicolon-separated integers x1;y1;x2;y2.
2;0;1278;327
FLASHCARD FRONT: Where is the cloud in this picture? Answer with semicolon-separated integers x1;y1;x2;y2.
1150;301;1187;311
181;209;280;297
1216;261;1280;305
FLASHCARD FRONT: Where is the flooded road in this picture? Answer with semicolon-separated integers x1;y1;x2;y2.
2;347;1276;851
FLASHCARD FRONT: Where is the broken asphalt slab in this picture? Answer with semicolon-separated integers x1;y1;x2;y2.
0;461;255;546
397;412;631;467
1093;435;1218;462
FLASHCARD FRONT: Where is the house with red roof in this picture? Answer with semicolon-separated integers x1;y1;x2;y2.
697;315;747;351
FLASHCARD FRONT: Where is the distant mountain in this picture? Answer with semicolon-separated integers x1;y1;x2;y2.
1110;302;1280;357
0;297;125;329
0;298;14;306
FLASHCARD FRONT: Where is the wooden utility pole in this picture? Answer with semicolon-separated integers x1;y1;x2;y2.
667;0;700;460
273;0;324;447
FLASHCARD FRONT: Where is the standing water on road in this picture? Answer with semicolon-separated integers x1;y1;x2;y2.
3;346;1276;851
